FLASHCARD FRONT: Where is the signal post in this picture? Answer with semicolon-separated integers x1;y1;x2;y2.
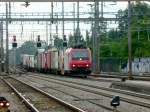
12;35;17;73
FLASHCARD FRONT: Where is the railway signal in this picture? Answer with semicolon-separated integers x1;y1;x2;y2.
12;35;17;73
12;35;17;48
63;35;67;47
21;1;30;7
37;35;41;48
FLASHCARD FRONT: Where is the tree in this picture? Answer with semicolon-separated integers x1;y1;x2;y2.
74;28;85;45
9;41;38;65
20;41;37;55
116;2;150;58
53;35;63;49
68;33;75;47
85;30;91;48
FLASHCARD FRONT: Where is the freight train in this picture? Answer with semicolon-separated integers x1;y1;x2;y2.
21;46;92;77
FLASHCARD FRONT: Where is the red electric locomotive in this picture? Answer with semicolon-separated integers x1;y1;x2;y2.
60;46;92;77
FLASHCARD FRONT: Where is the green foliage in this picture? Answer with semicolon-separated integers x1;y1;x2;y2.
85;30;92;48
100;2;150;58
68;29;86;47
9;41;38;65
53;35;63;49
68;34;75;47
20;41;37;55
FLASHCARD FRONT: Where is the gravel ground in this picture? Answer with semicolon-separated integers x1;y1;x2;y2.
16;75;112;112
29;73;113;88
0;78;30;112
27;75;150;105
15;75;150;112
89;76;121;82
6;77;74;112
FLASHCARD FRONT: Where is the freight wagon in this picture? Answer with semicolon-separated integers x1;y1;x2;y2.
21;46;92;77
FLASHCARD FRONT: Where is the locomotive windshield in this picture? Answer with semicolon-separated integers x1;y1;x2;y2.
72;50;89;60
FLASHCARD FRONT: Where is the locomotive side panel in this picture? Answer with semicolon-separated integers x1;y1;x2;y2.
64;51;70;71
30;55;35;69
29;55;35;71
37;53;42;72
46;51;51;72
51;51;59;70
41;53;44;70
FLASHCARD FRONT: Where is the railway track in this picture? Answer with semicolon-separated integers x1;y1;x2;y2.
15;75;117;112
3;76;85;112
31;74;150;100
25;74;150;108
30;72;121;83
0;77;31;112
91;73;150;81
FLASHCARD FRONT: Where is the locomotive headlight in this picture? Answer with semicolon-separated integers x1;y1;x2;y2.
6;102;10;107
86;64;89;67
72;64;76;67
0;103;4;106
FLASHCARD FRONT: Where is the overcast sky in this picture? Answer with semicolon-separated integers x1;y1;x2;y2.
0;2;133;49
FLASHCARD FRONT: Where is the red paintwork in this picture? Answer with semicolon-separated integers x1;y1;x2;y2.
70;60;91;69
67;48;92;70
46;51;51;70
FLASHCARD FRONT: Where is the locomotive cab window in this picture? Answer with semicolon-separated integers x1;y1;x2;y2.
72;50;89;60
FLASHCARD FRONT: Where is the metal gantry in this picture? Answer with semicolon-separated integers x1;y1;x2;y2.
2;0;149;77
0;0;148;2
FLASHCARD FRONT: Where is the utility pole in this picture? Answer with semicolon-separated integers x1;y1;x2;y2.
1;22;4;73
9;2;11;23
0;22;3;73
93;0;99;74
88;3;95;72
62;1;64;39
97;0;104;74
56;15;58;36
77;0;80;44
128;1;133;80
73;3;75;37
49;23;52;47
6;2;9;73
49;2;53;47
46;21;48;45
51;2;53;24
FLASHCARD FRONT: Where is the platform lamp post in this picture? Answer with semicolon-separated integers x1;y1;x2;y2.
12;35;17;74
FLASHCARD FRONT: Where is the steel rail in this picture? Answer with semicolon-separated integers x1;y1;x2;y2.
31;74;150;100
1;77;39;112
91;74;150;81
9;76;85;112
21;76;121;112
28;74;150;108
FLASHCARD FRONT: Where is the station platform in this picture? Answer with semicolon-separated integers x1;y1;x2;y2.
111;80;150;95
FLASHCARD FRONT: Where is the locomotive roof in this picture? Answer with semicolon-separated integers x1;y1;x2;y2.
65;47;89;53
